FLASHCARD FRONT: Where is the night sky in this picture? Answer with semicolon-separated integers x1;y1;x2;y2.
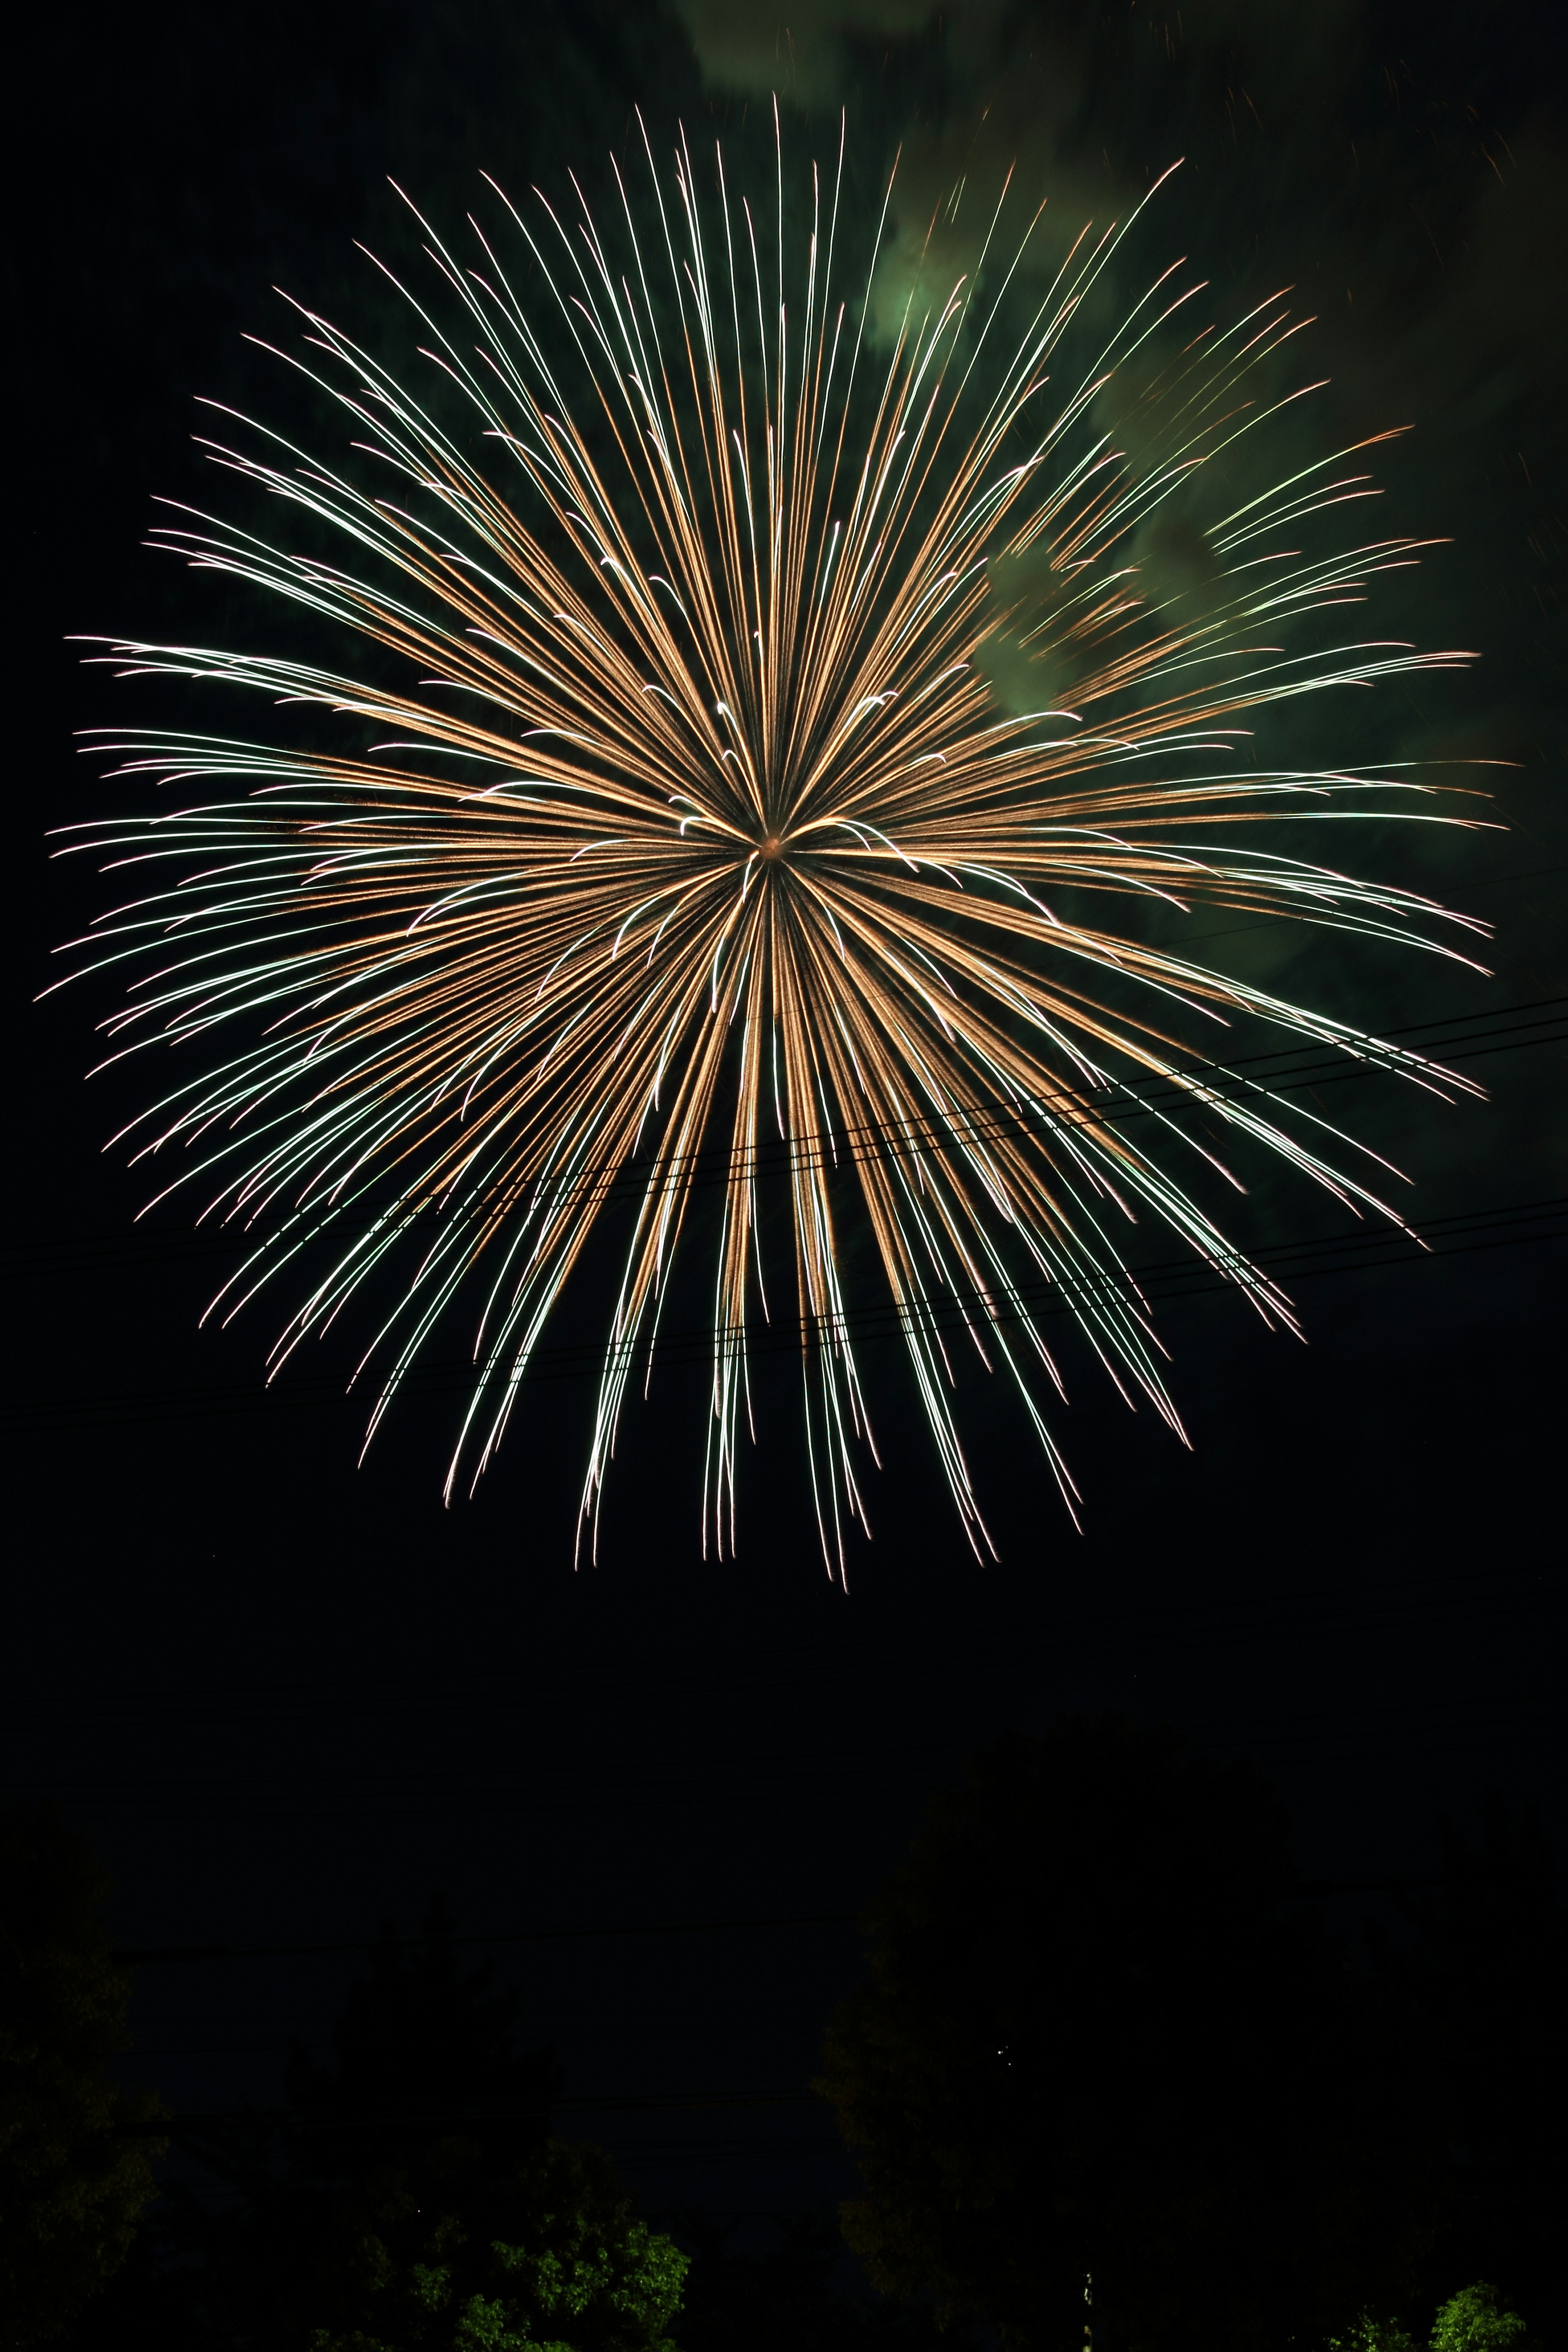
6;0;1566;2230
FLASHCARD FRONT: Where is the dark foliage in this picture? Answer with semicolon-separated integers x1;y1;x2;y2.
819;1717;1440;2352
292;2134;689;2352
285;1893;559;2175
0;1800;164;2349
667;2207;979;2349
1400;1802;1567;2346
158;1897;561;2343
64;1898;648;2350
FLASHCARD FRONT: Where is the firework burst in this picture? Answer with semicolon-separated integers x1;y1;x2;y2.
58;114;1486;1570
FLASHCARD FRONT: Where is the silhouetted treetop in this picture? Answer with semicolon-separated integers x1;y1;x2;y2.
820;1717;1435;2352
0;1800;164;2350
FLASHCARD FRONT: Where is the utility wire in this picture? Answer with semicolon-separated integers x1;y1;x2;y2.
21;1696;1557;1833
53;1695;1562;1808
8;996;1564;1278
112;1911;860;1967
9;1190;1565;1429
2;1566;1555;1731
107;1868;1566;1969
47;1726;1558;1831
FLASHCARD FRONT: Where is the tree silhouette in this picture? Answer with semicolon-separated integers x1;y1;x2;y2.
285;1892;559;2175
0;1800;164;2349
819;1718;1434;2352
302;2134;688;2352
1399;1801;1566;2344
96;1895;686;2352
667;2207;975;2348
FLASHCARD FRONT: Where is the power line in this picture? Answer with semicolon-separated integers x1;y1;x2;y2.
116;1856;1568;2132
18;1636;1558;1757
9;1190;1565;1430
3;1559;1554;1718
9;996;1565;1280
20;1697;1557;1835
43;1682;1552;1831
112;1910;860;1967
55;1695;1564;1805
107;1866;1563;1970
119;2109;846;2162
43;1729;1559;1833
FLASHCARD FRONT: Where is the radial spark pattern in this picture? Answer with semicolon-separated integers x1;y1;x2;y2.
61;120;1485;1567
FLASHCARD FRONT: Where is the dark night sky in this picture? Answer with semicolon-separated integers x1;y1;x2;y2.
4;0;1565;2223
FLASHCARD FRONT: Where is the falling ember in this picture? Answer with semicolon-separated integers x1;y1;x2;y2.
55;111;1487;1573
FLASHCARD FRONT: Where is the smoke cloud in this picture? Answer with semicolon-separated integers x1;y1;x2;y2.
667;0;1565;1274
672;0;942;105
